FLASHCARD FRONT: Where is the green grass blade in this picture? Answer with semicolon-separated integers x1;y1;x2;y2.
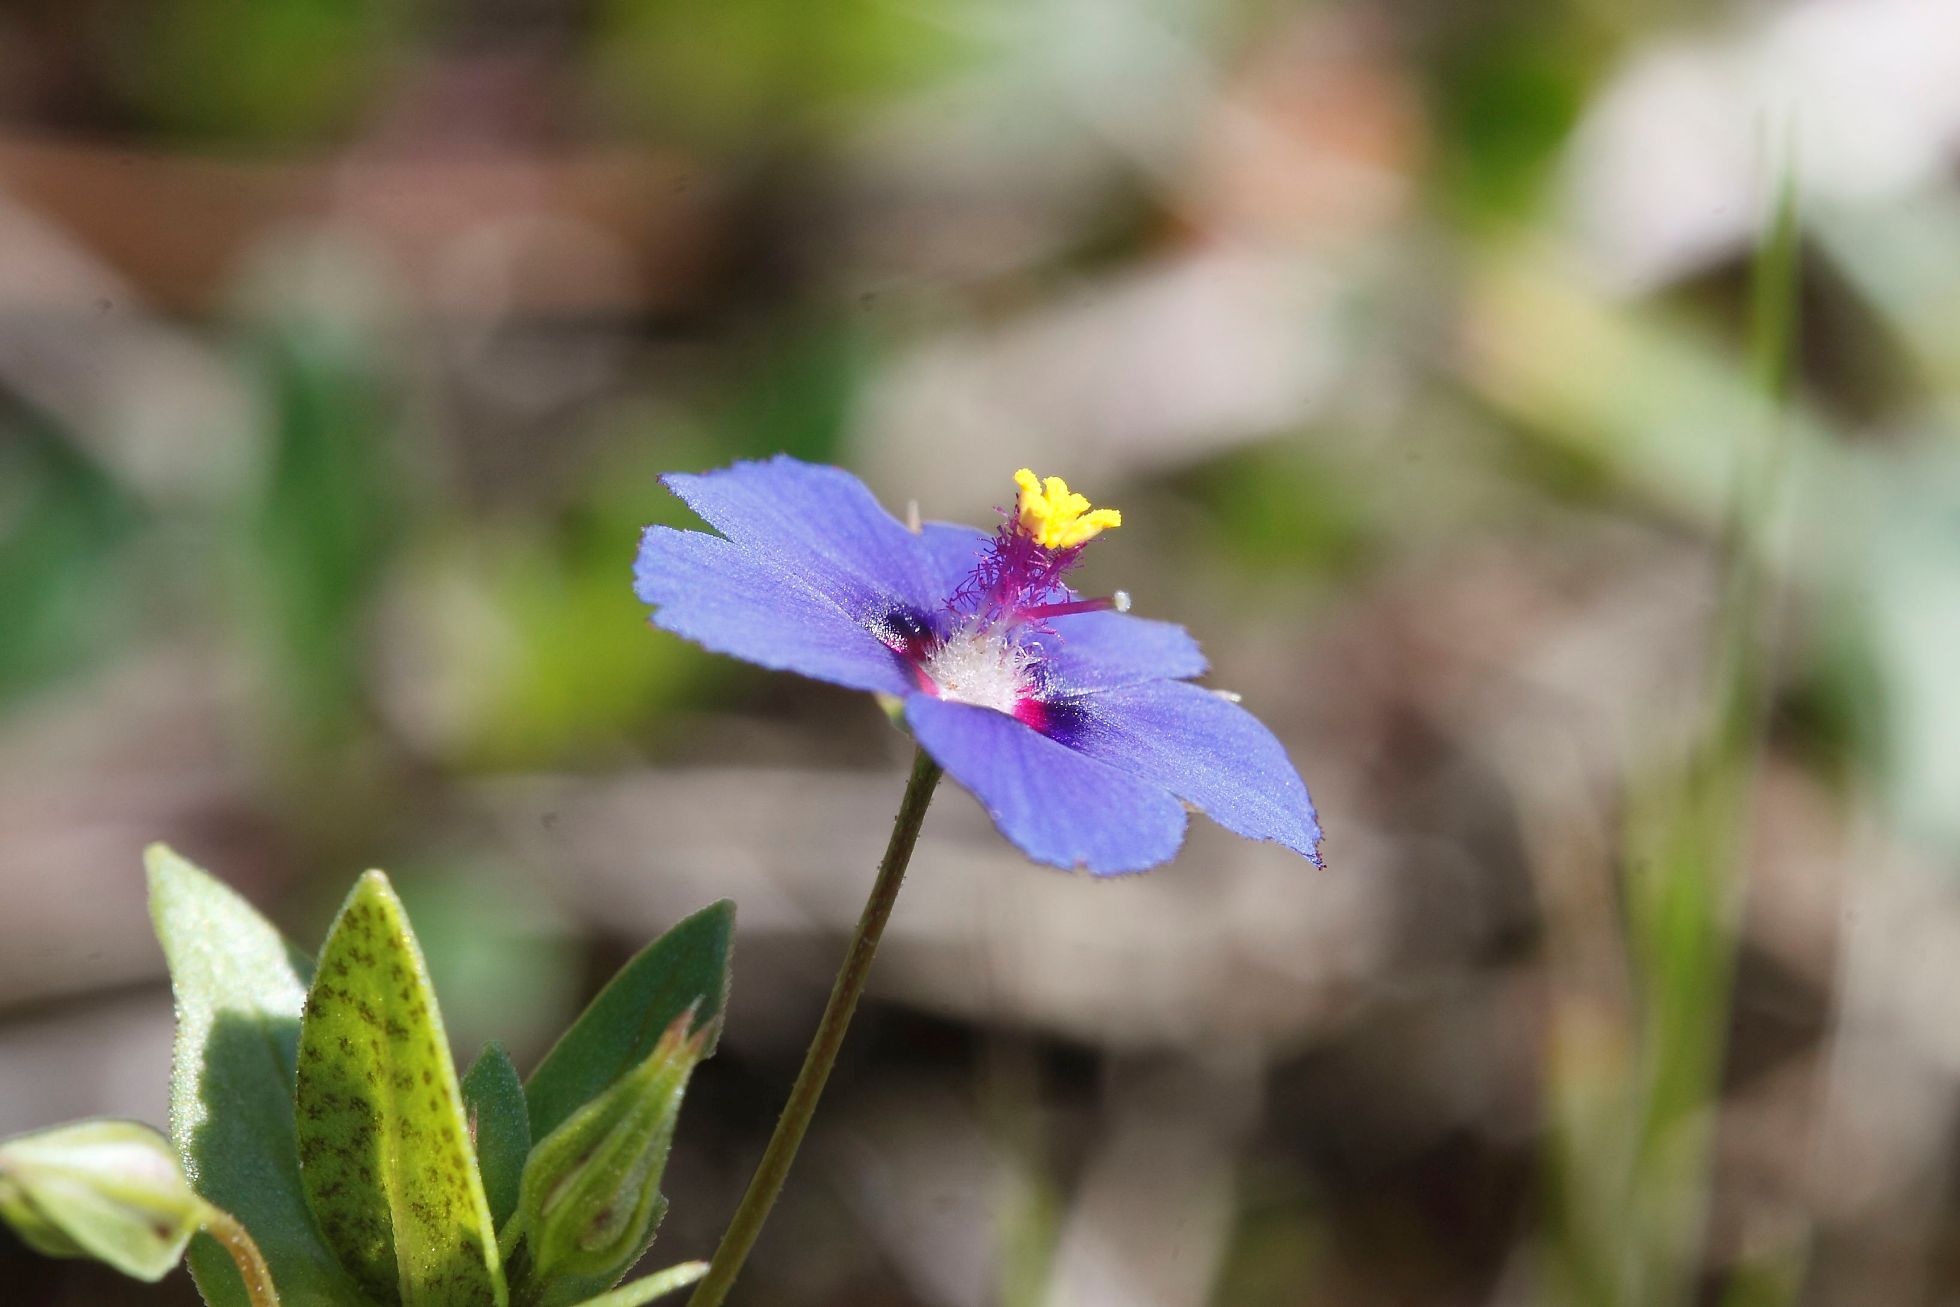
1622;156;1804;1307
1536;157;1805;1307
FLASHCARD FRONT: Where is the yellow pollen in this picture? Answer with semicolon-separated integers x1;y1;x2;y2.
1013;468;1122;550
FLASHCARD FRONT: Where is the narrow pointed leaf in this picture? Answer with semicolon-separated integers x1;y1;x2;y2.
0;1120;202;1282
147;844;371;1307
568;1261;710;1307
525;901;733;1140
462;1042;530;1232
295;871;506;1306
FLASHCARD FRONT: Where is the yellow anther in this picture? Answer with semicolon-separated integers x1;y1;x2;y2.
1013;468;1122;550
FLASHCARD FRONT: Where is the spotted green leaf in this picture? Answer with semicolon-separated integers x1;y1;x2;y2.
462;1042;529;1232
525;901;733;1141
0;1120;203;1282
147;843;372;1307
295;871;506;1306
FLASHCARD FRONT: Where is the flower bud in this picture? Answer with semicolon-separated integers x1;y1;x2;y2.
516;1011;709;1290
0;1120;206;1282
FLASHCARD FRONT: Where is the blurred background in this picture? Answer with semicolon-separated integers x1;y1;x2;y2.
3;0;1959;1303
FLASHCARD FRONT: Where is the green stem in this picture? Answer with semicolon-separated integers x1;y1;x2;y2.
198;1204;279;1307
686;747;942;1307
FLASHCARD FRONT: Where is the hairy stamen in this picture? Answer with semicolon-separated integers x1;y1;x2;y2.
919;625;1035;715
1013;590;1130;624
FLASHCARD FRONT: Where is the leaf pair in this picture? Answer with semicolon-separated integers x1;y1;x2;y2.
149;844;369;1306
503;892;731;1305
134;844;732;1307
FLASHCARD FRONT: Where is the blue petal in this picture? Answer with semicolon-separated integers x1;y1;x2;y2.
663;456;942;616
917;522;991;601
1058;680;1322;863
1033;610;1207;692
906;695;1188;875
635;526;913;695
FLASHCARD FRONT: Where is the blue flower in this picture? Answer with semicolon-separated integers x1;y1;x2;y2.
634;456;1322;875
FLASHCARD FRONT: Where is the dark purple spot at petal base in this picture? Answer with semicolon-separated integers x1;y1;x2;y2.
1015;695;1090;746
869;605;936;659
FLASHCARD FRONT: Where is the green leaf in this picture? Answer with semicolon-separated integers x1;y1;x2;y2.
0;1120;203;1281
462;1043;530;1232
514;1015;707;1305
568;1261;710;1307
147;843;372;1307
525;901;734;1141
295;870;507;1306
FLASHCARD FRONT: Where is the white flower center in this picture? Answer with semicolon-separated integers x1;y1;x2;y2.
922;624;1033;715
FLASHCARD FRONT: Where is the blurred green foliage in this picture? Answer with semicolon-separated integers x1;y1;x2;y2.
237;313;403;756
119;0;407;142
590;0;975;144
0;414;137;705
1429;8;1598;223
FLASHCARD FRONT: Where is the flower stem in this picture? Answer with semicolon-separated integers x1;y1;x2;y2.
198;1204;279;1307
686;747;942;1307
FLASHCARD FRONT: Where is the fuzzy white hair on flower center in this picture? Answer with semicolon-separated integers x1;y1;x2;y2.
923;625;1033;715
